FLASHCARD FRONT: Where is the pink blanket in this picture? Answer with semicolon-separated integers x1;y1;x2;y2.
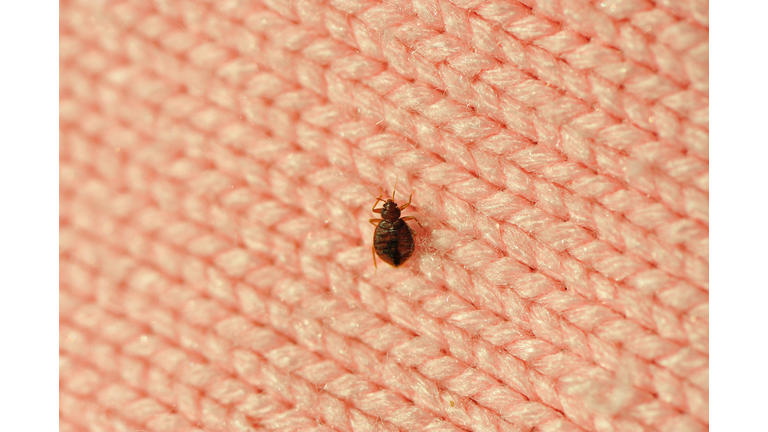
60;0;709;430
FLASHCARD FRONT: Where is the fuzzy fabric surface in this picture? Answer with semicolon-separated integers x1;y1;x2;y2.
59;0;709;431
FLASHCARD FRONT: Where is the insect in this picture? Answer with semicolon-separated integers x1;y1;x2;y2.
369;185;423;268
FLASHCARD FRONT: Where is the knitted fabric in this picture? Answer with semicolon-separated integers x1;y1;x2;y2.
59;0;709;431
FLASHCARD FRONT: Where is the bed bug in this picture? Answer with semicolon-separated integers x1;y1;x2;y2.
368;185;423;268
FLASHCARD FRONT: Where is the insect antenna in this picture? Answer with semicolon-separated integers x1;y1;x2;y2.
392;176;398;201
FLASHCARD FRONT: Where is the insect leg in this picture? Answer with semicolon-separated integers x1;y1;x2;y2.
371;198;385;213
367;187;387;213
366;186;384;199
399;192;414;210
369;219;383;268
401;216;423;230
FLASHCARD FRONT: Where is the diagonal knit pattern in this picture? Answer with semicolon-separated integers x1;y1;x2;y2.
60;0;708;431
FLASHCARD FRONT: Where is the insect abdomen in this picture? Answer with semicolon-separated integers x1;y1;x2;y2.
373;220;415;267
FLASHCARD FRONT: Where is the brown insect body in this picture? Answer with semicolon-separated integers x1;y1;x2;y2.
369;190;422;268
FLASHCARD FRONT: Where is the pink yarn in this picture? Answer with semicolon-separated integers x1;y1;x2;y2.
60;0;708;431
